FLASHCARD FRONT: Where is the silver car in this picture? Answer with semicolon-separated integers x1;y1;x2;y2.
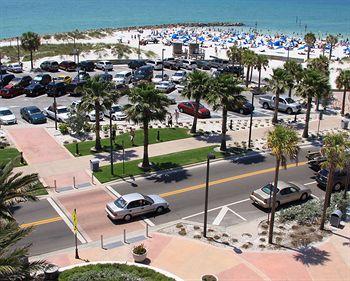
105;193;169;221
250;181;311;209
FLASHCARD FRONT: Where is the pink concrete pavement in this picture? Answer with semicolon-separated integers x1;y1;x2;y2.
38;223;350;281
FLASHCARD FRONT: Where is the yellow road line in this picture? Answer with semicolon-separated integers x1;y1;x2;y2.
20;216;62;228
160;161;308;198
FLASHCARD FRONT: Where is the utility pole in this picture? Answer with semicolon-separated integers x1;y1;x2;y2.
203;153;215;237
109;110;114;176
16;37;20;63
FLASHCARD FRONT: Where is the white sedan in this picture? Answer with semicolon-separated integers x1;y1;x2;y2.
105;104;127;121
44;105;69;123
0;107;17;125
171;70;187;83
151;73;169;84
7;63;23;73
95;61;113;71
106;193;169;221
155;81;176;93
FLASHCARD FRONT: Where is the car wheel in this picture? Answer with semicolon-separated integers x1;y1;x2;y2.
300;193;308;201
333;182;342;192
179;108;184;113
156;206;165;214
286;108;293;115
263;103;269;109
239;109;244;114
123;214;132;221
112;116;117;121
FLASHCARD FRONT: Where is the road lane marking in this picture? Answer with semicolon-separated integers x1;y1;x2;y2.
227;208;247;221
160;161;307;198
182;198;250;220
105;185;121;198
20;216;62;228
212;206;229;225
304;181;317;186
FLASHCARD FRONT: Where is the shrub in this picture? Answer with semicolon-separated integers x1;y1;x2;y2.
193;225;200;230
175;223;183;228
59;123;69;135
133;244;146;255
178;228;187;236
193;234;201;239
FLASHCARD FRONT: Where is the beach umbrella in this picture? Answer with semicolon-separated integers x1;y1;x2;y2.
171;34;178;39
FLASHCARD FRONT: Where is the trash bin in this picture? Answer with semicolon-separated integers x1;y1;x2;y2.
341;118;349;129
330;210;343;228
90;159;100;172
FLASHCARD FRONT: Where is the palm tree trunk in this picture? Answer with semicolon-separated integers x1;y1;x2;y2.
288;87;292;98
220;107;228;151
302;96;312;138
258;68;262;90
142;120;150;169
272;92;280;124
30;50;33;70
249;66;253;82
341;88;347;116
329;45;333;60
307;46;311;60
316;97;320;111
94;102;102;151
320;166;335;230
191;98;200;134
245;66;250;87
268;157;280;244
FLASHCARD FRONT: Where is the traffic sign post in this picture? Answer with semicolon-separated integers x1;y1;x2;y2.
72;209;80;259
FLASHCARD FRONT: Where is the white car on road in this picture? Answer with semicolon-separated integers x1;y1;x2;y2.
155;81;176;93
71;101;103;122
0;107;17;125
7;63;23;73
44;105;69;123
105;193;169;221
105;104;127;121
152;73;169;84
171;70;187;83
95;61;113;71
113;71;132;85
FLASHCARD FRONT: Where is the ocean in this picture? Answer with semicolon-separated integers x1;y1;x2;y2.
0;0;349;39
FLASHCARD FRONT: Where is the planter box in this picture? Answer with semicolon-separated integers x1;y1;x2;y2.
133;250;147;263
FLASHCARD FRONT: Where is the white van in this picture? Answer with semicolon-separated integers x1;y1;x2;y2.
113;71;132;85
147;60;163;71
181;59;197;70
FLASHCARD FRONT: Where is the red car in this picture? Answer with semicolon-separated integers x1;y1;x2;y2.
0;84;24;98
177;101;211;118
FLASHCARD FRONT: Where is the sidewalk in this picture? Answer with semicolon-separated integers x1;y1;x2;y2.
34;222;350;281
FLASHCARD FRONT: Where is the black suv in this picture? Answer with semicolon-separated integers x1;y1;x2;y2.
128;60;146;70
40;60;59;72
47;82;67;97
78;61;95;72
316;169;350;192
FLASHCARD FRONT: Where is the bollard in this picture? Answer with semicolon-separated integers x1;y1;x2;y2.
73;176;76;189
123;229;127;244
101;234;104;249
20;151;24;164
146;223;149;238
91;173;94;185
54;180;57;193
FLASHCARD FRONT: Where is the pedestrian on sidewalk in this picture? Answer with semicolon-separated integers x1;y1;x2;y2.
174;109;179;124
168;114;173;127
130;127;135;146
111;128;116;145
229;119;233;130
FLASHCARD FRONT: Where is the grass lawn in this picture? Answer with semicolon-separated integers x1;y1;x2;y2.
65;127;191;156
0;147;26;167
94;145;248;183
31;181;48;196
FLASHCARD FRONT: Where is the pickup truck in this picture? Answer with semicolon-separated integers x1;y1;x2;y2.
258;95;302;114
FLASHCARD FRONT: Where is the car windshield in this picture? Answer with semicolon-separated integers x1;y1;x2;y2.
261;183;278;194
29;108;41;114
198;104;204;109
0;110;12;116
285;97;295;103
57;108;68;114
111;106;122;112
115;74;125;78
34;76;42;81
143;195;154;204
174;72;183;76
114;197;127;208
155;74;162;78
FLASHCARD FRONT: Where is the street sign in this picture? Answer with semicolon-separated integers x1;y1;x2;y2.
72;209;78;234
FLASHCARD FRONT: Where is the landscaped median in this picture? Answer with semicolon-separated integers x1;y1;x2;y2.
65;128;191;156
94;145;248;183
0;147;25;167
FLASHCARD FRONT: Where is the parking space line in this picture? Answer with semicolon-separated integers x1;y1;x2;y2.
212;206;229;225
105;185;121;198
227;207;247;221
304;181;317;186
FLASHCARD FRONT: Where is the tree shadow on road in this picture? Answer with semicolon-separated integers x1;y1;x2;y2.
231;152;267;165
292;246;331;266
93;149;139;162
146;166;191;184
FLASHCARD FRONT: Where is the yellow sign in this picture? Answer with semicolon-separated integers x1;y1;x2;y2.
72;209;78;234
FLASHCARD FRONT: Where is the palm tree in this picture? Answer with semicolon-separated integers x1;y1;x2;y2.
242;49;256;87
124;83;171;169
80;76;115;151
181;70;211;134
0;221;46;280
0;160;39;221
265;68;289;124
227;45;243;68
20;32;41;70
255;55;269;90
206;74;245;151
304;32;316;60
297;68;330;138
308;55;329;76
326;35;338;60
319;133;349;230
267;125;299;243
336;69;350;116
283;60;303;97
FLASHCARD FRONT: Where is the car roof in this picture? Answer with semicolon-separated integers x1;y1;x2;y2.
0;107;11;110
121;193;144;202
23;106;39;110
117;71;131;75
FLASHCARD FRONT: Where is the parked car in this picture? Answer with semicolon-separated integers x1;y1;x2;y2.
177;101;211;118
171;70;187;83
98;73;113;82
113;71;132;85
316;169;350;192
128;60;146;70
7;63;23;73
54;75;72;84
0;65;7;74
66;80;85;96
146;60;163;70
177;84;185;94
33;74;52;86
59;60;77;71
133;65;154;83
259;95;302;114
8;76;32;88
196;60;211;70
105;193;169;221
47;82;67;97
44;105;69;122
181;59;197;70
163;59;182;70
0;107;17;125
71;100;103;122
40;60;59;72
24;83;45;97
0;74;15;87
208;57;229;69
306;151;326;170
73;72;90;83
78;60;95;72
227;101;254;115
155;81;176;93
0;81;26;98
105;104;127;121
250;181;311;209
218;65;244;77
95;61;113;71
152;73;169;84
20;106;47;124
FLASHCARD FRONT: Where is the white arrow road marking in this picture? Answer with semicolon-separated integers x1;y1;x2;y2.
212;206;229;225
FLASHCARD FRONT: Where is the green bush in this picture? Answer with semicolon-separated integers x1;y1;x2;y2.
59;123;69;135
59;263;175;281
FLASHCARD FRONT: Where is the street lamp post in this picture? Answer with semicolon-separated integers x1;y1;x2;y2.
137;34;141;60
161;48;165;81
203;153;216;238
109;110;114;176
16;37;20;63
248;92;255;148
52;79;58;130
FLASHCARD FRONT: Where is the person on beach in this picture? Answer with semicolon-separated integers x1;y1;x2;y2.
168;114;173;127
174;109;179;124
130;128;135;146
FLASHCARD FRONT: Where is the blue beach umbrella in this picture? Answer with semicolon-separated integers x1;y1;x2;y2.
171;34;178;39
